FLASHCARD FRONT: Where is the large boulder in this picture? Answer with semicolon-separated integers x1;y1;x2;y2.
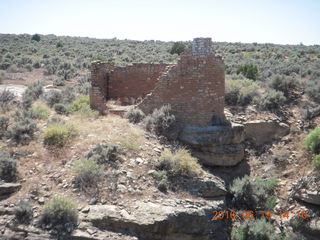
244;121;289;145
0;182;21;196
84;199;228;240
179;124;245;167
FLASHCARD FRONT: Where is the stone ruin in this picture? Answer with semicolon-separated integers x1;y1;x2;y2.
90;37;225;127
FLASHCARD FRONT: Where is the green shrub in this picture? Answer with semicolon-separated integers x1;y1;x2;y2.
157;148;201;177
303;127;320;155
126;108;145;123
225;78;260;105
67;95;89;112
40;195;78;232
8;118;37;145
256;89;286;111
73;159;103;188
170;42;186;55
230;175;278;210
154;170;169;192
54;103;68;115
231;219;282;240
0;152;18;182
270;75;298;96
56;41;63;48
237;63;258;80
305;80;320;103
0;89;15;112
43;90;62;107
0;116;9;137
30;102;50;119
14;200;33;224
31;34;41;42
312;154;320;168
144;105;175;136
43;123;76;147
85;144;120;164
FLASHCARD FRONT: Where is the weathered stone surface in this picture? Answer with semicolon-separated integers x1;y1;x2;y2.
179;124;245;166
293;173;320;206
193;144;244;167
84;199;228;240
179;124;244;147
244;121;290;145
0;182;21;195
182;174;227;198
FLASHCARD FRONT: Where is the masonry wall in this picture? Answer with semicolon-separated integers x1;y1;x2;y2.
138;38;225;127
109;63;168;99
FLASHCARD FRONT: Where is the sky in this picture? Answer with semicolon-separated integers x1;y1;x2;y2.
0;0;319;45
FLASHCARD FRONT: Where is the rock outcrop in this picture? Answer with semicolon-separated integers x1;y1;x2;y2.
83;199;228;240
179;124;245;167
292;173;320;206
0;183;21;196
244;120;290;145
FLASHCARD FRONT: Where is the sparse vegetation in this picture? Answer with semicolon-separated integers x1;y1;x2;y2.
170;42;186;55
0;152;18;182
157;148;201;177
7;118;37;145
226;77;260;105
230;175;278;210
30;101;50;119
144;105;175;136
85;143;120;164
14;200;33;224
73;158;103;188
303;127;320;168
40;195;78;232
43;122;76;147
126;108;145;123
231;219;285;240
236;63;258;80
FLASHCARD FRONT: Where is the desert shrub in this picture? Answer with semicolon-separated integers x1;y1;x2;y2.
0;75;3;84
76;74;91;95
25;64;32;72
43;123;76;147
7;118;37;145
237;63;258;80
44;64;57;75
154;170;169;192
40;195;78;232
157;148;201;177
21;81;44;109
73;105;99;118
312;154;320;168
53;78;65;86
0;152;18;182
225;78;260;105
47;116;65;125
54;103;68;115
14;200;33;224
67;95;89;112
230;175;278;210
231;219;282;240
43;90;62;107
170;42;186;55
61;86;76;104
32;61;41;69
126;108;145;123
270;75;298;96
0;89;15;112
0;116;9;137
85;144;120;164
303;127;320;155
256;89;286;111
56;41;63;48
30;101;50;119
31;34;41;42
144;105;175;136
7;64;18;73
305;79;320;103
73;158;103;188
